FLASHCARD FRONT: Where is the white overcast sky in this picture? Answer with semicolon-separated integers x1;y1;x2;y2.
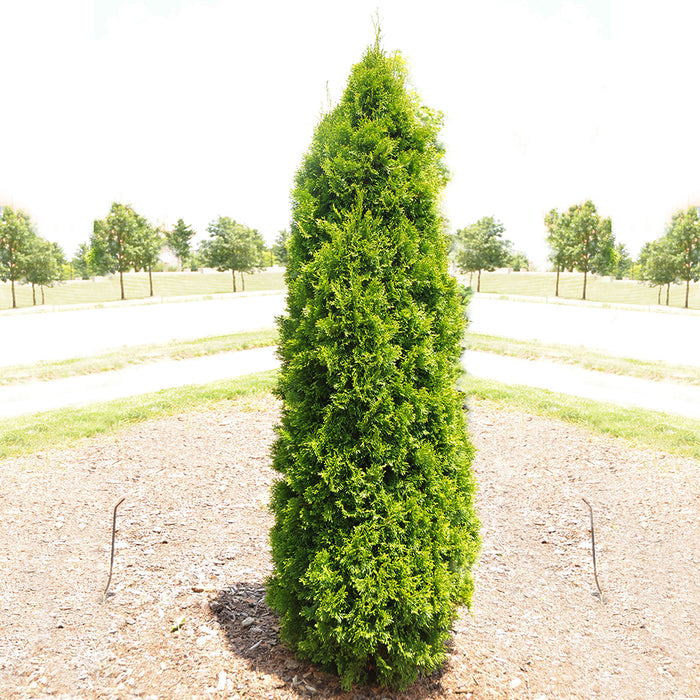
1;0;698;266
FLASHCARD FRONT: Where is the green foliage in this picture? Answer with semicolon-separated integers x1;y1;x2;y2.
613;242;633;280
71;242;94;280
166;218;196;268
91;202;152;300
508;250;531;272
0;206;35;308
199;217;264;291
272;229;289;266
667;206;700;308
0;371;277;460
637;236;678;304
22;237;63;304
544;200;614;299
453;216;512;291
133;223;164;296
268;41;480;691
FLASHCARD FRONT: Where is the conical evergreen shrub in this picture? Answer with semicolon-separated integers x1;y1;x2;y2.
267;37;480;691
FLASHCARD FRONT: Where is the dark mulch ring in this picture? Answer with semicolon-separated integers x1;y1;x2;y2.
1;395;698;699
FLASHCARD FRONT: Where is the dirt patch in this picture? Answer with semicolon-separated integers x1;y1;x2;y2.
1;396;698;699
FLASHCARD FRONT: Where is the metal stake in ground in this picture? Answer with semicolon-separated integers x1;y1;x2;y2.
102;496;126;604
582;497;605;604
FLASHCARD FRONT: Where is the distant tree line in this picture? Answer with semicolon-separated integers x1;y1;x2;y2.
72;203;277;301
1;200;290;307
5;197;697;308
450;200;699;308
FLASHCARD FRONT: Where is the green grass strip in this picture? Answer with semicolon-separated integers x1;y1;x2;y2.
0;269;285;310
0;370;278;460
465;332;700;386
0;327;279;386
6;325;697;391
0;371;700;459
2;370;699;463
463;376;700;461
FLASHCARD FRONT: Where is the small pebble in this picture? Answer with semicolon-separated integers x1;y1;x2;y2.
217;670;227;691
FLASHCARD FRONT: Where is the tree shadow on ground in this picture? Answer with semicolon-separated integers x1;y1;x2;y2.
210;581;450;699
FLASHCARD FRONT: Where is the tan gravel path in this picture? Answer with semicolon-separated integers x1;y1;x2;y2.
1;397;698;699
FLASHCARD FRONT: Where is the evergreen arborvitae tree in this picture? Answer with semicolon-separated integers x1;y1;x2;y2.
267;37;480;691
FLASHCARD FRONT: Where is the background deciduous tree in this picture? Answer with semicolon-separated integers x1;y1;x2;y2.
508;249;531;272
134;222;164;297
667;206;700;309
453;216;512;291
166;219;195;269
268;37;480;691
71;242;94;280
199;217;264;292
91;202;148;300
23;237;64;305
271;229;289;266
545;208;573;297
638;236;678;305
545;201;614;300
0;206;34;309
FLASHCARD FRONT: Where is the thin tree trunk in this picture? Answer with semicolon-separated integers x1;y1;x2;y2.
667;283;671;306
11;279;16;308
241;272;245;292
148;266;154;297
582;270;588;300
32;283;36;305
685;279;690;309
555;265;560;297
41;286;45;304
232;269;237;292
119;270;125;300
477;269;482;293
469;271;473;287
658;286;661;304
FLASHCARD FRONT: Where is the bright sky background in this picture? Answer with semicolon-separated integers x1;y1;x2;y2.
1;0;698;267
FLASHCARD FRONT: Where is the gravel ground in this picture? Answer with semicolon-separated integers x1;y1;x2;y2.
1;397;698;699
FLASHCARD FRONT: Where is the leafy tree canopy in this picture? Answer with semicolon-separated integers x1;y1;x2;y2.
453;216;512;291
22;237;63;304
0;206;36;308
638;236;678;304
544;200;614;299
91;202;152;300
72;242;94;280
134;223;164;296
199;217;264;291
667;206;700;308
271;229;289;266
166;219;195;268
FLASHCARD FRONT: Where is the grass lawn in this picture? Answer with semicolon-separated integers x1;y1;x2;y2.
463;376;700;461
0;268;285;310
465;332;700;386
4;269;698;312
0;371;278;460
2;326;698;388
0;328;279;386
459;271;700;310
1;371;698;462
